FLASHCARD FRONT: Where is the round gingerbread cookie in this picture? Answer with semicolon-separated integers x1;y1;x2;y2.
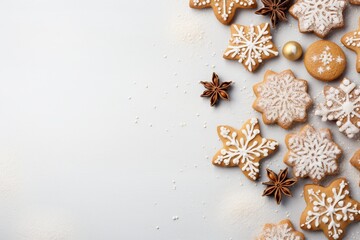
304;40;346;82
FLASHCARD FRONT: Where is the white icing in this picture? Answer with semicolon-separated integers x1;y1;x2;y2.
191;0;255;21
290;0;346;37
224;23;278;72
259;222;302;240
315;78;360;138
214;118;278;180
255;70;312;128
301;180;360;240
343;30;360;48
286;126;341;182
310;46;344;75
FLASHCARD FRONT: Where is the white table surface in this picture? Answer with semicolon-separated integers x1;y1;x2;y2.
0;0;359;239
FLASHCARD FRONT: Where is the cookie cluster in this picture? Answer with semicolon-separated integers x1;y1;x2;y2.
192;1;360;239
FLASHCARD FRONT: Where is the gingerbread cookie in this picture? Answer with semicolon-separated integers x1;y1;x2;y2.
223;23;278;72
350;0;360;4
212;118;279;181
189;0;257;25
350;149;360;172
341;19;360;72
284;125;342;183
257;219;305;240
300;178;360;240
253;69;312;129
289;0;347;38
315;78;360;138
304;40;346;82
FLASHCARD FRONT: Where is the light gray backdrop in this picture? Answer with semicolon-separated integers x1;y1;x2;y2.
0;0;358;239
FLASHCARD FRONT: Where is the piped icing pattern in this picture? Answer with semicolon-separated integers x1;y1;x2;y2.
223;23;278;72
300;178;360;240
341;19;360;72
213;118;278;181
257;219;305;240
189;0;257;24
315;78;360;138
253;70;312;129
289;0;347;38
284;125;342;183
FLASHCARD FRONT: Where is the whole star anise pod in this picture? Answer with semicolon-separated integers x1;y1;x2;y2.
255;0;291;28
200;72;232;106
262;168;297;204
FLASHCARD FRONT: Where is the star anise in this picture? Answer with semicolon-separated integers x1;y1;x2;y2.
200;72;232;106
262;168;297;204
255;0;291;28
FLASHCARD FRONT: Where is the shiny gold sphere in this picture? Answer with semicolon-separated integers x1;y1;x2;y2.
282;41;303;61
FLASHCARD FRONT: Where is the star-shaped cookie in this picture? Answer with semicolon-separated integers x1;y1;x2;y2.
284;125;342;183
223;23;278;72
300;178;360;240
341;19;360;72
253;69;312;129
212;118;279;181
289;0;347;38
257;219;305;240
189;0;257;25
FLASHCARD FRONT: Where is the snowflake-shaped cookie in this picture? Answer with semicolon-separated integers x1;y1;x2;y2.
213;118;279;181
189;0;257;25
223;23;278;72
341;19;360;72
289;0;347;38
284;125;342;183
257;219;305;240
315;78;360;138
253;69;312;129
300;178;360;240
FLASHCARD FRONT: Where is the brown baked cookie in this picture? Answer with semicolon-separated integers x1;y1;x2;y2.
253;69;312;129
341;19;360;72
284;125;342;183
189;0;257;25
212;118;279;181
315;78;360;138
350;149;360;172
300;178;360;240
223;23;278;72
257;219;305;240
289;0;347;38
350;0;360;4
304;40;346;82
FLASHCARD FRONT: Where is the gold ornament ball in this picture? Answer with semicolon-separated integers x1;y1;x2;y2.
282;41;303;61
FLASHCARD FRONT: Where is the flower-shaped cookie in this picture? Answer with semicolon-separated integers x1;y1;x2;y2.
253;70;312;129
189;0;257;25
300;178;360;240
289;0;347;38
257;219;305;240
284;125;342;183
223;23;278;72
212;118;279;181
315;78;360;138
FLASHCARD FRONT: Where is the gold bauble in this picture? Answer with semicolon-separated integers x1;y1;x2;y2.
282;41;303;61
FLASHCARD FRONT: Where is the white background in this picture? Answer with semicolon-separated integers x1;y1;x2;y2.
0;0;359;239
